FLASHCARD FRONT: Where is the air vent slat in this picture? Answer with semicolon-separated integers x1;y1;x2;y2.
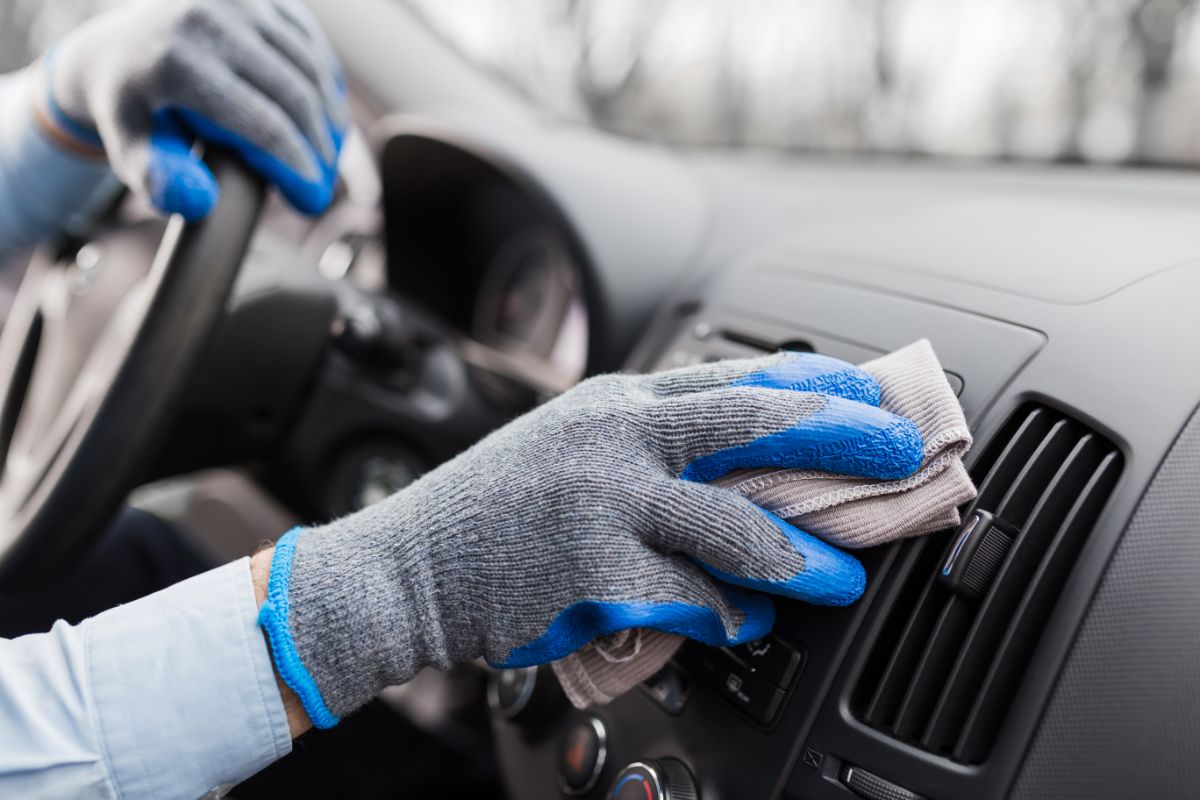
890;597;972;739
851;402;1123;765
993;420;1075;525
972;408;1054;510
863;540;952;727
860;537;949;727
918;435;1105;751
952;451;1122;763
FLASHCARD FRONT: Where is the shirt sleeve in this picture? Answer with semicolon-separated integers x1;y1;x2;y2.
0;66;116;265
0;557;293;800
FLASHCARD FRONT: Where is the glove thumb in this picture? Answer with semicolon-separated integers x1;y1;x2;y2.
141;111;220;221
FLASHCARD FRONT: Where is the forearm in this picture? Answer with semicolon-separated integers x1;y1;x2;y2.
0;558;293;800
0;65;115;264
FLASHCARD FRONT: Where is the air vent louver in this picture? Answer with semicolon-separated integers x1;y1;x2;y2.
851;404;1122;764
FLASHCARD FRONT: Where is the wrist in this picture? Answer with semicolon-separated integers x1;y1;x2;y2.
251;544;314;738
32;52;105;159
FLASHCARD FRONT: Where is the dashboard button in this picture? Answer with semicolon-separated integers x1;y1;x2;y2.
488;666;538;719
730;636;805;689
559;716;607;796
609;759;698;800
682;645;785;725
943;371;964;396
488;665;566;733
641;664;689;714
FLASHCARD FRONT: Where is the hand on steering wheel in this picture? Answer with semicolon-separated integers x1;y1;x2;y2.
39;0;349;219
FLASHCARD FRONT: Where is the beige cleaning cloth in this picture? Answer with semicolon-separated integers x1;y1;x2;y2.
551;339;976;708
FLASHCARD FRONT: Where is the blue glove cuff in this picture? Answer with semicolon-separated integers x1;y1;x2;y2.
257;527;341;730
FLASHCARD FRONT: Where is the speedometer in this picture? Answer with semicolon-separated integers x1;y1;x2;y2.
472;227;588;386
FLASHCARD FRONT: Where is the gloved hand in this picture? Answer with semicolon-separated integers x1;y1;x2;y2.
39;0;349;220
258;353;925;728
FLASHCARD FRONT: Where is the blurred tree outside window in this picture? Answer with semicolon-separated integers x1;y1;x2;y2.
403;0;1200;166
1;0;122;71
6;0;1200;165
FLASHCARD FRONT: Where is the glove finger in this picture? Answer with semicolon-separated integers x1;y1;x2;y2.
492;556;774;668
647;351;881;406
265;0;352;132
253;12;348;141
164;60;332;215
646;479;866;607
211;16;337;169
656;387;923;482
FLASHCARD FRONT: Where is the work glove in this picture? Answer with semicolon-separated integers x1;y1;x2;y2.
258;353;925;728
39;0;349;220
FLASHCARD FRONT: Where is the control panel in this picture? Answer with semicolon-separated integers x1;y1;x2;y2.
675;636;806;726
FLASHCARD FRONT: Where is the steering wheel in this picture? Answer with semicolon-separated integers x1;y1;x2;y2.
0;151;264;589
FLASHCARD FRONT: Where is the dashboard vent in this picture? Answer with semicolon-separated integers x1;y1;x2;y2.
851;403;1122;764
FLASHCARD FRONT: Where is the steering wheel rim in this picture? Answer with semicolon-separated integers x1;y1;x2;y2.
0;151;265;589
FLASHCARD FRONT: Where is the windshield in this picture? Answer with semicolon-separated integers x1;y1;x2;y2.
7;1;1198;167
403;0;1200;167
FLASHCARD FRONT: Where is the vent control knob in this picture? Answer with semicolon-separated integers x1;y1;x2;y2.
608;759;697;800
939;510;1017;601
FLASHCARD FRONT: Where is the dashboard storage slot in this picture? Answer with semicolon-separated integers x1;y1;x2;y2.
851;404;1122;763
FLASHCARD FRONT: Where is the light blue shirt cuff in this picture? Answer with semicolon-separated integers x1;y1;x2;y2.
89;557;293;798
0;68;116;264
0;558;292;800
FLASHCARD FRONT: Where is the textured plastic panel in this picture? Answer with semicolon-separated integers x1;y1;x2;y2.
1011;405;1200;799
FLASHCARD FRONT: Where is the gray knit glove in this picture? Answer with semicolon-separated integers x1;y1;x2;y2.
38;0;349;219
257;353;924;727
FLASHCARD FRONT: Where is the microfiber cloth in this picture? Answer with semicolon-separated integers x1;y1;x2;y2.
551;339;976;708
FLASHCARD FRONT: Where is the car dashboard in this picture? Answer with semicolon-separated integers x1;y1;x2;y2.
349;116;1200;799
303;3;1200;795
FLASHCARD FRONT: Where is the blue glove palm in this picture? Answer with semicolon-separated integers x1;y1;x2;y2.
40;0;349;219
258;352;924;727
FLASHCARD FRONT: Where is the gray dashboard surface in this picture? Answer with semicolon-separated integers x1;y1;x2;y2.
688;156;1200;305
682;154;1200;297
1012;402;1200;798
